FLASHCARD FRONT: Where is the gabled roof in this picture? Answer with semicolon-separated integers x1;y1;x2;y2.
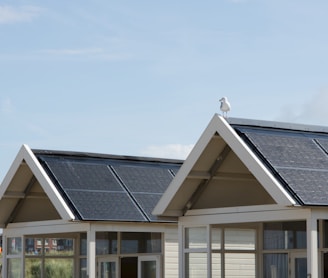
154;114;328;217
0;145;182;227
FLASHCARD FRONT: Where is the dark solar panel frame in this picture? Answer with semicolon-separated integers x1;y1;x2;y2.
36;154;181;222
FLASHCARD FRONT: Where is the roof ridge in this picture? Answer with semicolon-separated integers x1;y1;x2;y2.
228;117;328;134
32;149;184;164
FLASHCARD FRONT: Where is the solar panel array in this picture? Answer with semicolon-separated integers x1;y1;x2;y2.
235;127;328;205
36;154;181;222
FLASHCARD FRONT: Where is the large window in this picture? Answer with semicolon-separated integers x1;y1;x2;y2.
262;221;306;278
263;221;306;250
7;237;22;278
24;236;74;278
184;226;256;278
95;232;162;278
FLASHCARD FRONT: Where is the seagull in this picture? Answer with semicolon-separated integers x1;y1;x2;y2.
219;97;231;118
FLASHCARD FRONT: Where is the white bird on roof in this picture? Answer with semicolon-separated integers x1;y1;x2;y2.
219;97;231;118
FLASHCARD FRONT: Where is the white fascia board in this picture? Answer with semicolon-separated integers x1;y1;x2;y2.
153;114;223;216
22;145;76;220
0;145;28;198
216;116;296;206
0;144;75;221
180;207;309;226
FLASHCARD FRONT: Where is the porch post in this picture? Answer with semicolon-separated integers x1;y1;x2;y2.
87;226;96;278
306;215;318;277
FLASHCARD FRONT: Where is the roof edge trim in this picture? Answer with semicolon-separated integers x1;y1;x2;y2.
0;144;75;221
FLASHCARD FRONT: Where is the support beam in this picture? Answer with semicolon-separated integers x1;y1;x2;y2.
307;215;318;278
183;145;231;214
87;226;96;278
5;176;37;226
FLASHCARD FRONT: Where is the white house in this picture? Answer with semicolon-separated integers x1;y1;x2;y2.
154;114;328;278
0;146;182;278
2;113;328;277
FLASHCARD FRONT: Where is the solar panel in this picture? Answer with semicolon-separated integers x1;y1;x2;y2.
132;193;162;221
65;190;147;221
44;159;124;192
112;165;174;193
278;168;328;205
234;127;328;206
242;130;328;169
37;154;181;222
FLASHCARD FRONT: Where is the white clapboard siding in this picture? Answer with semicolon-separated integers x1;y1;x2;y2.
164;227;179;278
225;253;256;278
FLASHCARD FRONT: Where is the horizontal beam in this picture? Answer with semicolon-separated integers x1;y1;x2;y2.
4;191;48;199
188;171;255;181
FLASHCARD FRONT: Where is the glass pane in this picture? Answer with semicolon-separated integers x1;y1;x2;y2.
25;258;41;278
25;238;42;255
212;253;221;278
7;237;22;255
263;253;288;278
100;261;116;278
224;228;256;250
8;258;21;278
44;258;73;278
211;227;221;250
185;253;207;278
185;227;207;249
80;233;87;256
44;238;74;256
225;253;255;277
141;260;156;278
295;258;307;278
96;232;118;255
80;258;87;278
121;232;161;254
263;221;306;249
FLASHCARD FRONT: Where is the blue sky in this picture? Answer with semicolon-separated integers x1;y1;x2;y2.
1;0;328;181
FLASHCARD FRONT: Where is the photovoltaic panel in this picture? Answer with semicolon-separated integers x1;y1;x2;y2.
65;190;146;221
234;126;328;206
112;165;175;193
42;158;124;192
240;129;328;169
36;154;181;222
132;193;163;221
278;168;328;205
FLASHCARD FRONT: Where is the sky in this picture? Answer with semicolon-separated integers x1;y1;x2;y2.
1;0;328;182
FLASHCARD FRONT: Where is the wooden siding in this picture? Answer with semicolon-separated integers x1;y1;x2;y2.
164;226;179;278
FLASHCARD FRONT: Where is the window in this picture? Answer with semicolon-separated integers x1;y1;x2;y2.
96;232;117;255
7;237;22;278
184;226;256;278
24;237;74;278
121;232;161;254
263;221;306;250
184;227;208;278
263;221;307;278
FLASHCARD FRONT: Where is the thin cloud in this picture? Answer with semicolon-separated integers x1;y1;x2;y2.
140;144;194;160
0;5;43;24
276;89;328;125
40;47;104;56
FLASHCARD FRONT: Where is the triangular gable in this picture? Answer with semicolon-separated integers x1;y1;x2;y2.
0;144;75;227
153;114;296;217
